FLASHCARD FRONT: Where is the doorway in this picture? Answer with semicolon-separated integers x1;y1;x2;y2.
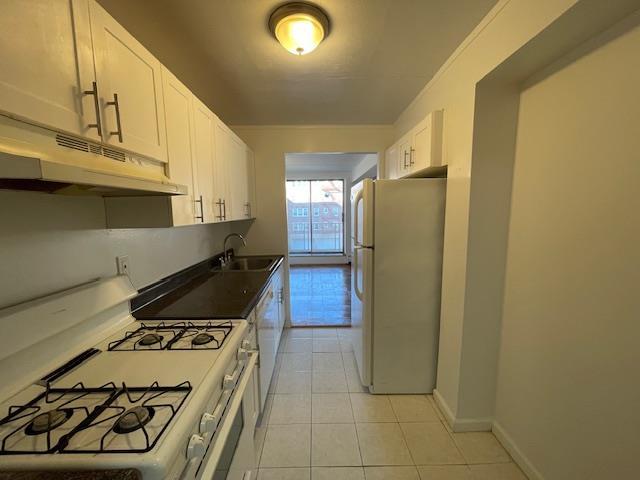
286;179;345;255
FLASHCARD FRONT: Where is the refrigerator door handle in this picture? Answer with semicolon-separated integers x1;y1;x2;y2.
353;189;364;247
353;245;364;301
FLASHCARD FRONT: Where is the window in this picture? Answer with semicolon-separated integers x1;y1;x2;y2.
286;179;344;254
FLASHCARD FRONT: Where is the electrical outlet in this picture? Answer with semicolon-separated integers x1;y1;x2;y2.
116;255;130;276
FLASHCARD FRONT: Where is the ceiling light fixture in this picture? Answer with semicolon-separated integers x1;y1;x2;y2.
269;2;330;56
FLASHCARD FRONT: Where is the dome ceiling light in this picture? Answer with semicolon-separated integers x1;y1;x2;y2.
269;2;330;56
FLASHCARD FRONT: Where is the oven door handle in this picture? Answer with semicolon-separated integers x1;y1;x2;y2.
198;352;258;479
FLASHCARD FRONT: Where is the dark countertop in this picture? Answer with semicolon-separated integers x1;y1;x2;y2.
132;254;284;320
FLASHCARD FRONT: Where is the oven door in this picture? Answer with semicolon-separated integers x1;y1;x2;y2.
198;352;259;480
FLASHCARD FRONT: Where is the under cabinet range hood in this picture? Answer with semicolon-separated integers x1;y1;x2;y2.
0;115;187;197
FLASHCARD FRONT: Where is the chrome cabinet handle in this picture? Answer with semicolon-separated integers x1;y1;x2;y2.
409;147;415;166
83;81;102;137
222;199;227;220
403;150;409;168
244;202;251;218
106;93;123;143
195;195;204;222
215;198;224;220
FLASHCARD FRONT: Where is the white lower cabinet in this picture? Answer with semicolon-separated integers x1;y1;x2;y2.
254;265;284;412
0;0;99;141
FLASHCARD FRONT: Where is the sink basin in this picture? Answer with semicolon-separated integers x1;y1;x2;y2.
217;256;278;272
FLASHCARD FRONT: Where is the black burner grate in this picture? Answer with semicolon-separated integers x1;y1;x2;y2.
107;321;233;351
0;381;191;455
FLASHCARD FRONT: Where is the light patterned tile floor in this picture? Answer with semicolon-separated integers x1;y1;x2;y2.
256;327;529;480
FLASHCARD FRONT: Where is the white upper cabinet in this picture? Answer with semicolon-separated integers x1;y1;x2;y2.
89;1;167;162
396;132;413;177
0;0;100;141
411;110;443;172
161;67;197;226
218;122;256;222
213;119;233;222
388;110;444;178
191;97;217;223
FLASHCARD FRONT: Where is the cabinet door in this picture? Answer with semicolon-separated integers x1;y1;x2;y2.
89;1;167;161
0;0;99;140
396;134;412;177
257;285;277;411
192;97;216;223
228;137;252;221
384;144;399;179
161;67;197;226
213;119;233;221
246;147;256;219
411;110;444;172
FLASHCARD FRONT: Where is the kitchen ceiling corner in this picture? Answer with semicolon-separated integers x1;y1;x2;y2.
97;0;498;125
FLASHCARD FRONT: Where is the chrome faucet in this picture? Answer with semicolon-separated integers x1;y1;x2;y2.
222;233;247;266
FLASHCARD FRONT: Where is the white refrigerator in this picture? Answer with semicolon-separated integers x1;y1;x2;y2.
350;177;446;394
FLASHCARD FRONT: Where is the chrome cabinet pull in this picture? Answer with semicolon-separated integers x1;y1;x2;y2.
222;199;227;220
195;195;204;222
403;150;409;169
83;81;102;137
215;198;224;220
244;202;251;218
409;147;415;166
106;93;123;143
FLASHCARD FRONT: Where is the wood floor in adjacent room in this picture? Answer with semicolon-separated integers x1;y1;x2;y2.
289;265;351;327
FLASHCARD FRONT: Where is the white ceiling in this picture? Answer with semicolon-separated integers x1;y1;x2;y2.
286;153;373;173
99;0;498;125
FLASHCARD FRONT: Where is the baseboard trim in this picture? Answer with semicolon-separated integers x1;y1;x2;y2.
492;421;544;480
432;389;493;432
289;255;349;265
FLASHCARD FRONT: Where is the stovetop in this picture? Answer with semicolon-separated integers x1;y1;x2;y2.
0;319;247;461
0;381;191;455
107;321;233;351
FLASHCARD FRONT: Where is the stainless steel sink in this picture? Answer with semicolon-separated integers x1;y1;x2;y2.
217;256;278;272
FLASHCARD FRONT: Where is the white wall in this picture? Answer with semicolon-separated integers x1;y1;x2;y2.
493;19;640;480
0;190;247;308
393;0;640;428
232;126;394;256
351;153;379;182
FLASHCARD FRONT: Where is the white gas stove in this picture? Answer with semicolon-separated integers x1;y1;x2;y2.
0;276;259;480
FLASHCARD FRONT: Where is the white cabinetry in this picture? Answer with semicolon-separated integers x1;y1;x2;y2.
89;1;167;162
411;110;443;172
161;67;197;225
1;0;258;225
213;119;233;222
192;98;218;223
255;264;285;412
387;110;444;178
0;0;99;141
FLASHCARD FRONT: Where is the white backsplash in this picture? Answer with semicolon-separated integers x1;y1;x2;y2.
0;190;250;308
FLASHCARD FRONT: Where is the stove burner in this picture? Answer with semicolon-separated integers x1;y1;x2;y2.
138;333;163;346
192;332;215;346
25;409;73;435
113;406;155;434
